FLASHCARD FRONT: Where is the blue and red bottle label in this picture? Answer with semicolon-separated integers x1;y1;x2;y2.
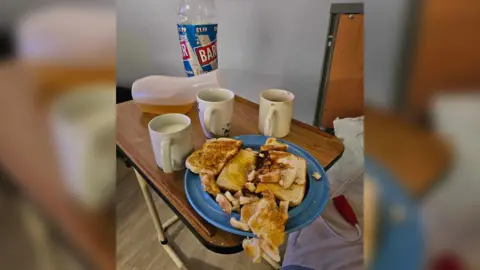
178;24;218;77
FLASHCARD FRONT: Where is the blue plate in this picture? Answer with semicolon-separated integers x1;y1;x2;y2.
185;135;330;237
366;156;424;270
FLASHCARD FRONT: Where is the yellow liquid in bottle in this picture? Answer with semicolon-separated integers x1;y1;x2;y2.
134;102;194;115
20;60;116;106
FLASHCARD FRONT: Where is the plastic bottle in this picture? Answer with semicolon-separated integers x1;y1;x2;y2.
177;0;218;77
16;5;116;105
132;70;220;114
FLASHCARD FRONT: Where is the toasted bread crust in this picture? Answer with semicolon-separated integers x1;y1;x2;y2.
247;195;287;262
186;138;242;175
200;173;221;196
260;138;288;152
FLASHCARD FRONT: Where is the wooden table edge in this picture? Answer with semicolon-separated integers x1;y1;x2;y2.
364;106;452;198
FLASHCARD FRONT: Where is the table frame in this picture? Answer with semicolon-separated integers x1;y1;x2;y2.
117;98;344;269
127;159;282;269
121;147;341;269
134;169;185;269
121;151;246;254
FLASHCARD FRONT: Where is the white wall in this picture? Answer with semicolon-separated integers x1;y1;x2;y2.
117;0;361;125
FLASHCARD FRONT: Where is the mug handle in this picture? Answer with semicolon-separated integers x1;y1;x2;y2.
203;107;216;135
264;106;276;137
161;138;172;173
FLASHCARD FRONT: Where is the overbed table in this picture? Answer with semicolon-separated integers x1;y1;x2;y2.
116;97;344;269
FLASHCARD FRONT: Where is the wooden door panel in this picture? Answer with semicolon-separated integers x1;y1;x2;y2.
406;0;480;121
321;14;364;128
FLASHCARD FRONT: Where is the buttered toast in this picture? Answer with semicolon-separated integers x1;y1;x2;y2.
187;137;308;207
186;138;242;175
216;149;256;192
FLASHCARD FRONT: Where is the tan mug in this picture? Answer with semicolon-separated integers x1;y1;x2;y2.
259;89;295;138
197;88;235;138
148;114;194;173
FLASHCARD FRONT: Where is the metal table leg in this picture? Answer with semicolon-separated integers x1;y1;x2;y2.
134;169;185;269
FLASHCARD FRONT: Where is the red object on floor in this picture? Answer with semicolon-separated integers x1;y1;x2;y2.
332;195;358;227
431;253;463;270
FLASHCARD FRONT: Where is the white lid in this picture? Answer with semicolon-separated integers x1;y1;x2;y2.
16;4;115;66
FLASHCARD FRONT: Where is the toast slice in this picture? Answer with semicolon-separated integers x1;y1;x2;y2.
186;138;242;175
216;149;257;192
240;201;258;223
260;138;288;152
269;151;307;189
247;194;287;262
255;183;306;206
256;150;307;189
200;173;221;196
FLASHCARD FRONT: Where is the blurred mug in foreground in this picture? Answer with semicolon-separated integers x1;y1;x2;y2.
15;4;116;211
49;87;116;210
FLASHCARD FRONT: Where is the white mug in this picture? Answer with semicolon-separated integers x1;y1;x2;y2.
259;89;295;138
49;84;116;211
148;114;194;173
197;88;234;138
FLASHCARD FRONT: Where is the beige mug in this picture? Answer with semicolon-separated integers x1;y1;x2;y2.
259;89;295;138
197;88;235;138
148;114;194;173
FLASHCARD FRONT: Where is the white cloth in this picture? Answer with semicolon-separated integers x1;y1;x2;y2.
422;94;480;267
283;116;364;270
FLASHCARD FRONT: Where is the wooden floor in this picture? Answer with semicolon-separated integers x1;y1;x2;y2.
116;158;274;270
